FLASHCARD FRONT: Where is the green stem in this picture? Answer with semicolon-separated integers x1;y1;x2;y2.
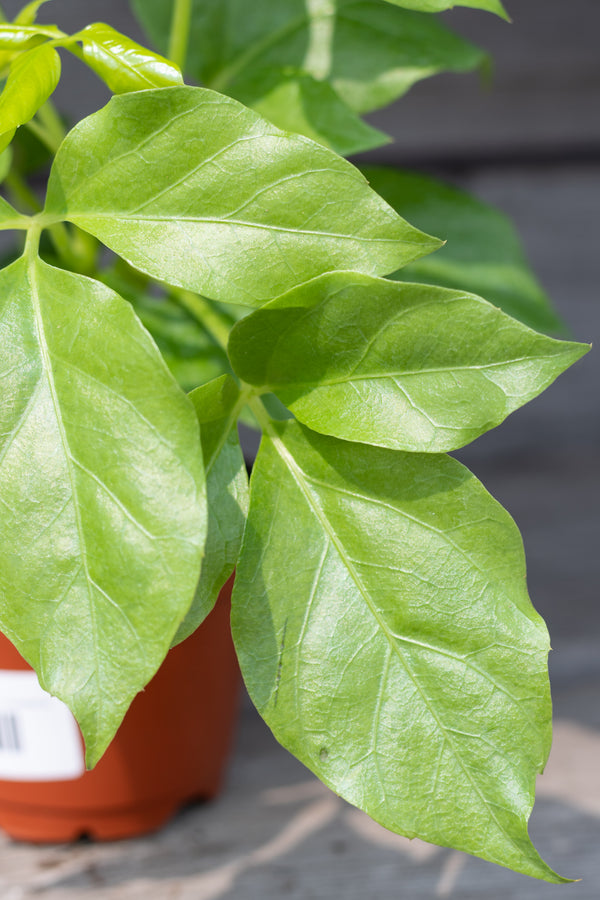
36;99;66;149
248;393;275;433
176;290;232;349
5;170;42;213
24;118;61;154
168;0;192;71
47;221;81;268
4;169;94;269
24;223;41;259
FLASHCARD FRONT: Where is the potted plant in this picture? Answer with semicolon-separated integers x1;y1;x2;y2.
0;0;588;882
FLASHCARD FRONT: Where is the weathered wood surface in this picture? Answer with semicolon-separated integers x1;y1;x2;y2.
1;686;600;899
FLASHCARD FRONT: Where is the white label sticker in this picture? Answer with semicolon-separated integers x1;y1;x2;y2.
0;670;85;781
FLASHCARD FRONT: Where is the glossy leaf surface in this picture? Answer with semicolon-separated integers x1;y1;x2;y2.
228;272;588;452
75;23;183;94
131;0;484;114
45;86;438;306
0;255;206;765
232;419;563;881
381;0;508;17
0;24;62;49
173;375;248;644
0;42;60;149
232;67;390;156
363;167;563;334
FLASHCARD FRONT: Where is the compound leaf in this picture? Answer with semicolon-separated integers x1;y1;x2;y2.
228;272;588;452
0;254;206;766
0;42;60;150
45;86;438;306
232;419;565;881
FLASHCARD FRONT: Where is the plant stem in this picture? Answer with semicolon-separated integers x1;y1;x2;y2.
24;118;61;154
248;393;275;434
36;99;66;149
5;170;42;213
5;170;94;270
176;290;232;349
24;223;41;259
168;0;192;71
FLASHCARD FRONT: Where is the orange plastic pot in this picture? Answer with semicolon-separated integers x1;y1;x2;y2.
0;578;240;843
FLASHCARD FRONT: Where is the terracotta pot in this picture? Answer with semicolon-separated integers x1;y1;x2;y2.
0;578;240;842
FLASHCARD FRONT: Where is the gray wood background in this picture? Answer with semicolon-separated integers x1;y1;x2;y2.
0;1;598;896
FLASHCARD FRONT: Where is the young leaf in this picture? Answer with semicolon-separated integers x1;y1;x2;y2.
45;86;439;306
381;0;509;18
0;42;60;149
130;0;485;114
74;23;183;94
0;254;206;766
0;23;62;49
232;419;565;882
173;375;249;645
228;272;588;452
232;67;390;156
14;0;54;26
362;167;563;334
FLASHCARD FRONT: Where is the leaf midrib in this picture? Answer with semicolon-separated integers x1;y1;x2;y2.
262;418;531;860
27;255;102;729
68;212;415;245
264;352;572;391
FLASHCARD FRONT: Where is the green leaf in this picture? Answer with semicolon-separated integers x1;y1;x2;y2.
0;193;30;229
232;418;565;881
45;86;439;306
362;167;564;335
130;0;485;114
381;0;509;18
228;272;588;452
74;23;183;94
98;268;232;393
0;253;206;766
0;24;62;49
232;66;390;156
321;2;486;115
14;0;53;26
0;194;19;220
0;42;61;150
173;375;249;645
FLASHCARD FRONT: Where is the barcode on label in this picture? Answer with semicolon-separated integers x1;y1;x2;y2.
0;713;20;752
0;671;84;781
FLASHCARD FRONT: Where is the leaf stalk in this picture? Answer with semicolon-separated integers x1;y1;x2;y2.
168;0;192;72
